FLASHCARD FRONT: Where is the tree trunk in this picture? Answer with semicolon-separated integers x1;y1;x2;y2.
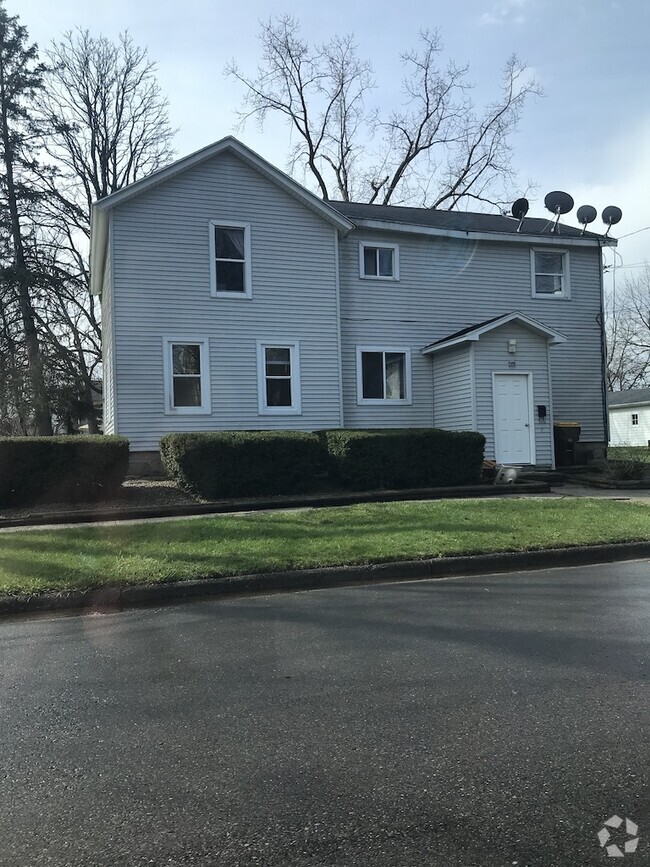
0;53;52;435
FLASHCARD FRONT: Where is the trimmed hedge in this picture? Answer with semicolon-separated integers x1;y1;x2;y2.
323;428;485;490
0;436;130;507
160;431;323;499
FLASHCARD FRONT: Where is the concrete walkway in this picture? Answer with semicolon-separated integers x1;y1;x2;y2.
545;482;650;500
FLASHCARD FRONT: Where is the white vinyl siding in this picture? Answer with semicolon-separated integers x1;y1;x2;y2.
474;324;553;465
338;231;604;445
100;232;116;435
110;151;341;450
609;404;650;446
432;347;474;431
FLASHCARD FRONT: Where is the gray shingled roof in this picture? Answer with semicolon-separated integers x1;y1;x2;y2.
608;388;650;407
429;314;505;345
328;200;609;240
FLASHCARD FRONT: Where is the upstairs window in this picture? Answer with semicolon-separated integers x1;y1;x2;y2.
356;347;411;404
210;222;252;298
632;413;639;426
257;342;301;414
532;249;570;298
359;243;399;280
164;339;211;414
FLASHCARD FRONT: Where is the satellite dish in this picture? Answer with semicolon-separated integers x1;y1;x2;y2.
576;205;597;235
602;205;623;237
577;205;597;225
544;191;574;215
602;206;622;226
544;190;574;234
512;198;529;219
511;197;529;232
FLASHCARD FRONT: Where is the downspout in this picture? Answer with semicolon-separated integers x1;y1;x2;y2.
597;240;610;452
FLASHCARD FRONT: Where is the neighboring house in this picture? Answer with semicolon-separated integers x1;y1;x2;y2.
90;136;616;472
608;389;650;447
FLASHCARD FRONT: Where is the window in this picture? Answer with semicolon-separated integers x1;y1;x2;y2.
163;338;211;414
356;347;411;404
256;342;301;414
632;413;639;426
209;221;252;298
531;249;570;298
359;243;399;280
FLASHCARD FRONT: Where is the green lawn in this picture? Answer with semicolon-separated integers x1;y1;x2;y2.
1;498;649;596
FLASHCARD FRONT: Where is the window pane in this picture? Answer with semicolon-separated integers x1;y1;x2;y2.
363;247;377;276
173;377;201;407
215;227;245;260
265;347;291;376
216;260;245;293
266;378;292;407
378;248;394;277
535;274;563;295
535;252;563;274
172;344;201;375
385;352;405;399
362;352;384;399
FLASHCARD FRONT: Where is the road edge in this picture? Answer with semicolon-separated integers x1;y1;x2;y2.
1;541;649;617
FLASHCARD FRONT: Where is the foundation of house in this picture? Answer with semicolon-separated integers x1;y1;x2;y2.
127;450;166;478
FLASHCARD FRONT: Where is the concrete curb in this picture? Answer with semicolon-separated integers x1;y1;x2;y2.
0;481;549;529
2;540;649;618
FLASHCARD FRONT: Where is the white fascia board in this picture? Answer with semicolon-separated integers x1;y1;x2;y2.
351;218;617;248
609;401;650;410
92;136;354;234
89;207;108;296
422;311;567;355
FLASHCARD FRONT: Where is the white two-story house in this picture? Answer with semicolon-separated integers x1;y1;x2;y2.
90;137;615;472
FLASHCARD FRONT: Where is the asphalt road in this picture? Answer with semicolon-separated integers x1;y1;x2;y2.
1;561;648;867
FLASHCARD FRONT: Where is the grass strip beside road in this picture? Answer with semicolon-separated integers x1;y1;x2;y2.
0;498;649;596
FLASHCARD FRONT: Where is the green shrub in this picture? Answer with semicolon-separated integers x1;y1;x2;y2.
0;436;130;507
323;428;485;490
605;458;648;481
160;430;324;499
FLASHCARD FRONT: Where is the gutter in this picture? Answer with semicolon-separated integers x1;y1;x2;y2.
350;217;617;248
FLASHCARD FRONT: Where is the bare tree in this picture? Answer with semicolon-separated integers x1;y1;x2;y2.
226;16;541;208
33;29;175;431
605;265;650;391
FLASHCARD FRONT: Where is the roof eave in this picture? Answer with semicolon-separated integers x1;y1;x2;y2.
348;217;616;247
422;311;567;355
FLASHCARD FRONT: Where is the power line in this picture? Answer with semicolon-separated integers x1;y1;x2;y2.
618;226;650;239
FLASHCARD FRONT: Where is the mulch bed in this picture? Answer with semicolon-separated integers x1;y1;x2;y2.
0;478;197;521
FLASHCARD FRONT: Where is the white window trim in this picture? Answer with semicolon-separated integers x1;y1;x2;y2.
163;337;211;415
632;413;639;425
356;346;412;406
530;248;571;299
209;220;252;299
256;341;302;415
359;242;400;281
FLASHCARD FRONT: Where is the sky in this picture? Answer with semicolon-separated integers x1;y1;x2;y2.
16;0;650;287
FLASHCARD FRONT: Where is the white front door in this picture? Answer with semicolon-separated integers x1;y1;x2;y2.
493;373;533;464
